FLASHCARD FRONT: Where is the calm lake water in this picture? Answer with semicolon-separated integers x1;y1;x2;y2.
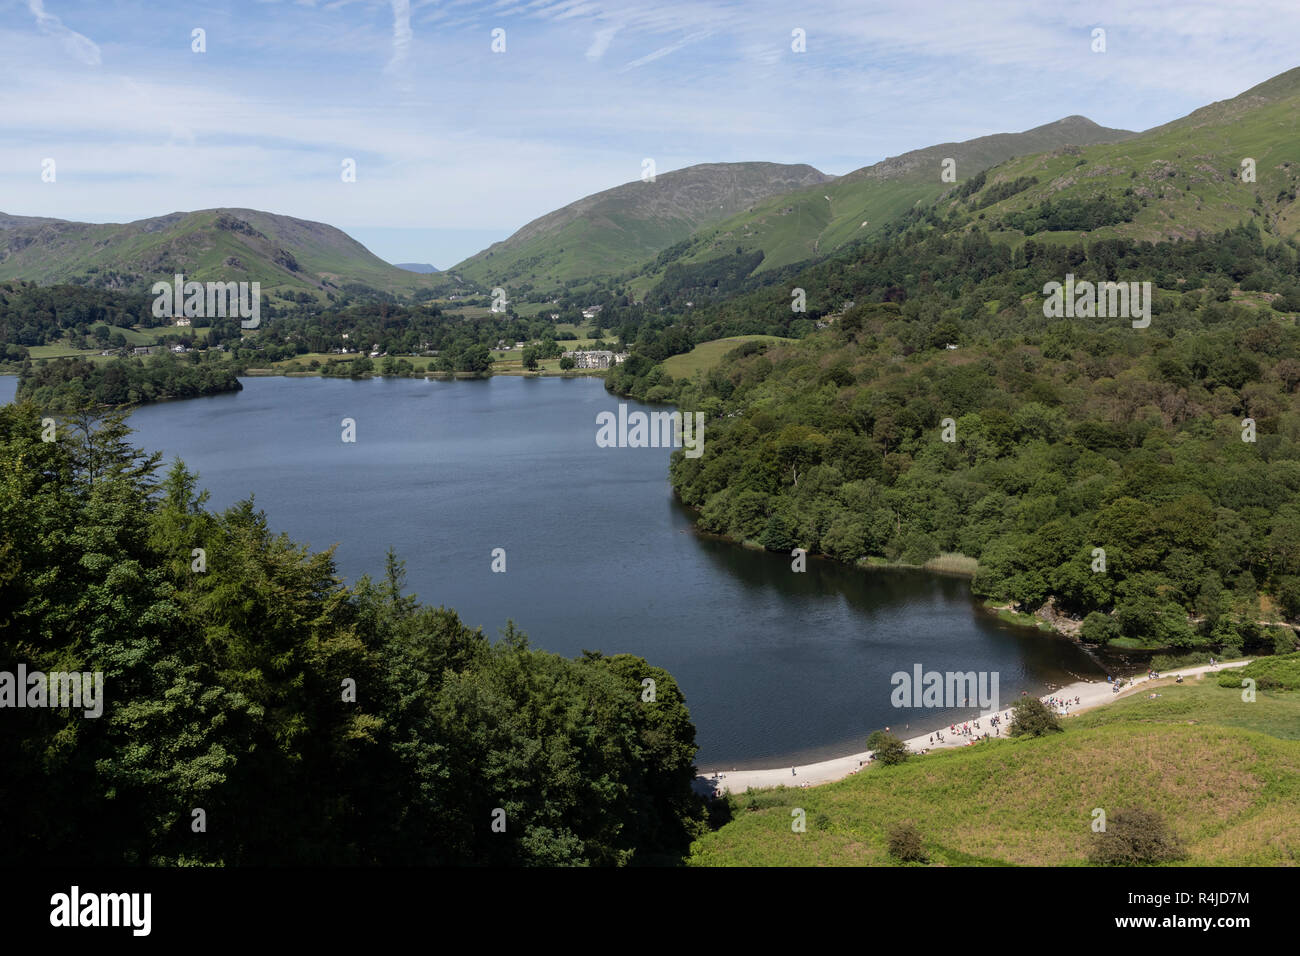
2;374;1106;767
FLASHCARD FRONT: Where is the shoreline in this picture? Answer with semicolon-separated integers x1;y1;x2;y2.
241;367;607;380
697;659;1252;795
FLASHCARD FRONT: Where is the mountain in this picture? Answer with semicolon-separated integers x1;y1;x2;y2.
639;116;1137;288
0;208;451;299
945;67;1300;243
395;262;440;273
451;162;833;293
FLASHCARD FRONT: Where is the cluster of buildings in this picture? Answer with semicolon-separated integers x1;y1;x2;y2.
121;344;194;356
561;349;628;369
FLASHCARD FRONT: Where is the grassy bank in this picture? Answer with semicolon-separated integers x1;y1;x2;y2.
859;552;980;577
689;679;1300;866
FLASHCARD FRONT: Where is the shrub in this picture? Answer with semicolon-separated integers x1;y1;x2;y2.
1081;611;1120;645
1089;808;1185;865
1271;626;1299;654
886;823;927;863
866;730;910;765
1007;697;1062;738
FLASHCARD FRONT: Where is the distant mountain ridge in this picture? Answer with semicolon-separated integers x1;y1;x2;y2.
10;66;1300;308
0;208;446;298
845;116;1136;185
646;116;1138;284
452;161;833;292
395;262;440;274
943;66;1300;244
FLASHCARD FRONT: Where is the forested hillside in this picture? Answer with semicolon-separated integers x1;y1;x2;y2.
609;222;1300;653
0;406;705;864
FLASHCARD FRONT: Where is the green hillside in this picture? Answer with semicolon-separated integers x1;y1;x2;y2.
948;67;1300;245
691;678;1300;866
452;162;832;294
0;208;457;300
660;335;796;379
649;116;1136;283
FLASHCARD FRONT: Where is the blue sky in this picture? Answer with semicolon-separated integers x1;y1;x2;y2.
3;0;1299;268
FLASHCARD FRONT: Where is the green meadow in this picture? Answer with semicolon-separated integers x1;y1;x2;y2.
691;676;1300;866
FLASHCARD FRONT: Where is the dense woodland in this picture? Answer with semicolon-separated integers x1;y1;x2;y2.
609;222;1300;653
0;404;705;864
17;354;242;409
0;281;156;347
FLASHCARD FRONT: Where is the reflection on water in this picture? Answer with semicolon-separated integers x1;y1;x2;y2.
5;374;1108;765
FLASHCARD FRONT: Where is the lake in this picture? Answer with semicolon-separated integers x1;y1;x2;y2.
1;374;1106;767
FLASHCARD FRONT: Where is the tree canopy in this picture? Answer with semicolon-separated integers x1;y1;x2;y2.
0;404;706;864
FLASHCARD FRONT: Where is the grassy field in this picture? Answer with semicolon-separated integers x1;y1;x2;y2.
26;325;211;365
661;335;796;379
27;344;107;361
690;678;1300;866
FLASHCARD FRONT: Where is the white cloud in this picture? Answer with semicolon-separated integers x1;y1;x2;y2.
386;0;414;91
586;25;618;60
620;29;713;71
26;0;100;66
